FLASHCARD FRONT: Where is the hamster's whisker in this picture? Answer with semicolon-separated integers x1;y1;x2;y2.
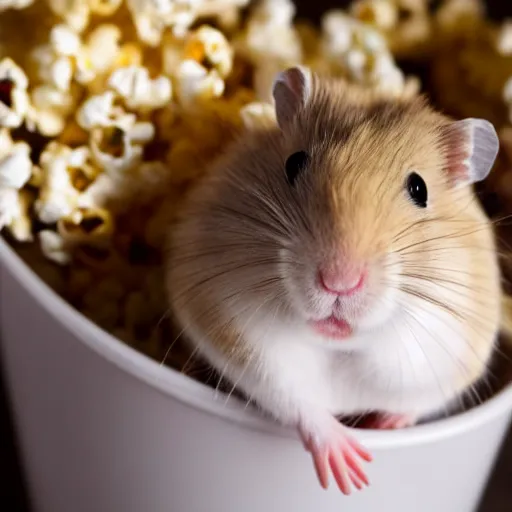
398;285;460;318
173;260;282;300
214;360;230;398
487;213;512;227
394;223;500;255
396;294;498;381
400;306;481;415
389;262;495;282
180;345;200;375
398;244;506;257
399;271;495;297
160;325;187;367
223;301;275;407
156;309;171;328
401;311;453;416
398;278;499;341
215;203;294;238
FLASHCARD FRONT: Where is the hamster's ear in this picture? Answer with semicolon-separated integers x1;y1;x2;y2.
272;66;312;131
442;118;499;187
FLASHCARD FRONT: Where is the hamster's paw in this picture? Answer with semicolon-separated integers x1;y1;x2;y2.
298;415;372;494
363;413;416;430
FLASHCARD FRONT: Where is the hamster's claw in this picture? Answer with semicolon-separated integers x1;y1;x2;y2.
299;417;372;495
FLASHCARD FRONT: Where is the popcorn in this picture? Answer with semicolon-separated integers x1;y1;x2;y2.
79;161;170;213
240;0;302;63
30;24;82;92
350;0;397;31
90;120;154;173
0;139;32;190
126;0;200;46
183;25;234;78
108;66;172;112
494;20;512;56
50;24;82;57
240;101;276;130
115;43;144;69
46;0;91;33
76;91;120;130
0;58;30;128
57;206;114;246
0;187;20;231
321;10;412;97
38;230;71;265
28;85;76;136
434;0;486;39
0;0;34;10
350;0;432;57
35;143;94;224
88;0;122;16
0;128;33;236
174;59;225;106
6;189;34;242
164;25;234;106
75;25;122;85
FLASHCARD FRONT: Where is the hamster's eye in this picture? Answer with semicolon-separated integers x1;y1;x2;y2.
285;151;310;186
406;172;428;208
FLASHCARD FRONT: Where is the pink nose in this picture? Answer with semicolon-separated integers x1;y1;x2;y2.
318;266;366;296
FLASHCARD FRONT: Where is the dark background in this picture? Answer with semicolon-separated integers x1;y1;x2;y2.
2;0;512;511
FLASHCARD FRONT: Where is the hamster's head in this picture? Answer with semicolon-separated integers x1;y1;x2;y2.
169;66;500;351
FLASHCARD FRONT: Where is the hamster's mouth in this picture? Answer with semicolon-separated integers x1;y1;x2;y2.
308;315;353;340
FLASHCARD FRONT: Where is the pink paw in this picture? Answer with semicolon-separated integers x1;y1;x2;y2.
299;416;372;495
363;413;416;430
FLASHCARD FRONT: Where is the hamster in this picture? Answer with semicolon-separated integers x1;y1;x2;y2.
166;66;501;494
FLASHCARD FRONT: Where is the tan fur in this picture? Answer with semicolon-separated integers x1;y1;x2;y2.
167;70;501;398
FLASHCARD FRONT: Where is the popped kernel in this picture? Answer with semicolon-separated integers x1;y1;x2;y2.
49;23;82;57
183;25;234;78
89;0;122;16
0;0;34;10
35;142;91;224
494;20;512;56
46;0;90;33
90;120;154;173
0;58;30;129
0;139;32;189
30;44;73;92
125;0;200;46
38;229;71;265
351;0;432;57
240;0;302;63
28;84;76;136
0;187;21;231
79;160;169;213
6;189;34;242
108;66;173;112
75;25;122;85
434;0;485;38
57;206;114;246
174;59;225;106
350;0;397;31
240;101;276;130
321;9;413;97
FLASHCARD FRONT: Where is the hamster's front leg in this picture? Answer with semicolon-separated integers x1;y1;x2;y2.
231;341;373;494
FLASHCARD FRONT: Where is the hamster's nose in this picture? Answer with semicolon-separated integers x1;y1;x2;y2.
318;265;366;296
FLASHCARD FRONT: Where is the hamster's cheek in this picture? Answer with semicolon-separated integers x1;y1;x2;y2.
278;249;335;320
346;254;402;331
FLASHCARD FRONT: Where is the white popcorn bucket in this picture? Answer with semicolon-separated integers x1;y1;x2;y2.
1;237;512;512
